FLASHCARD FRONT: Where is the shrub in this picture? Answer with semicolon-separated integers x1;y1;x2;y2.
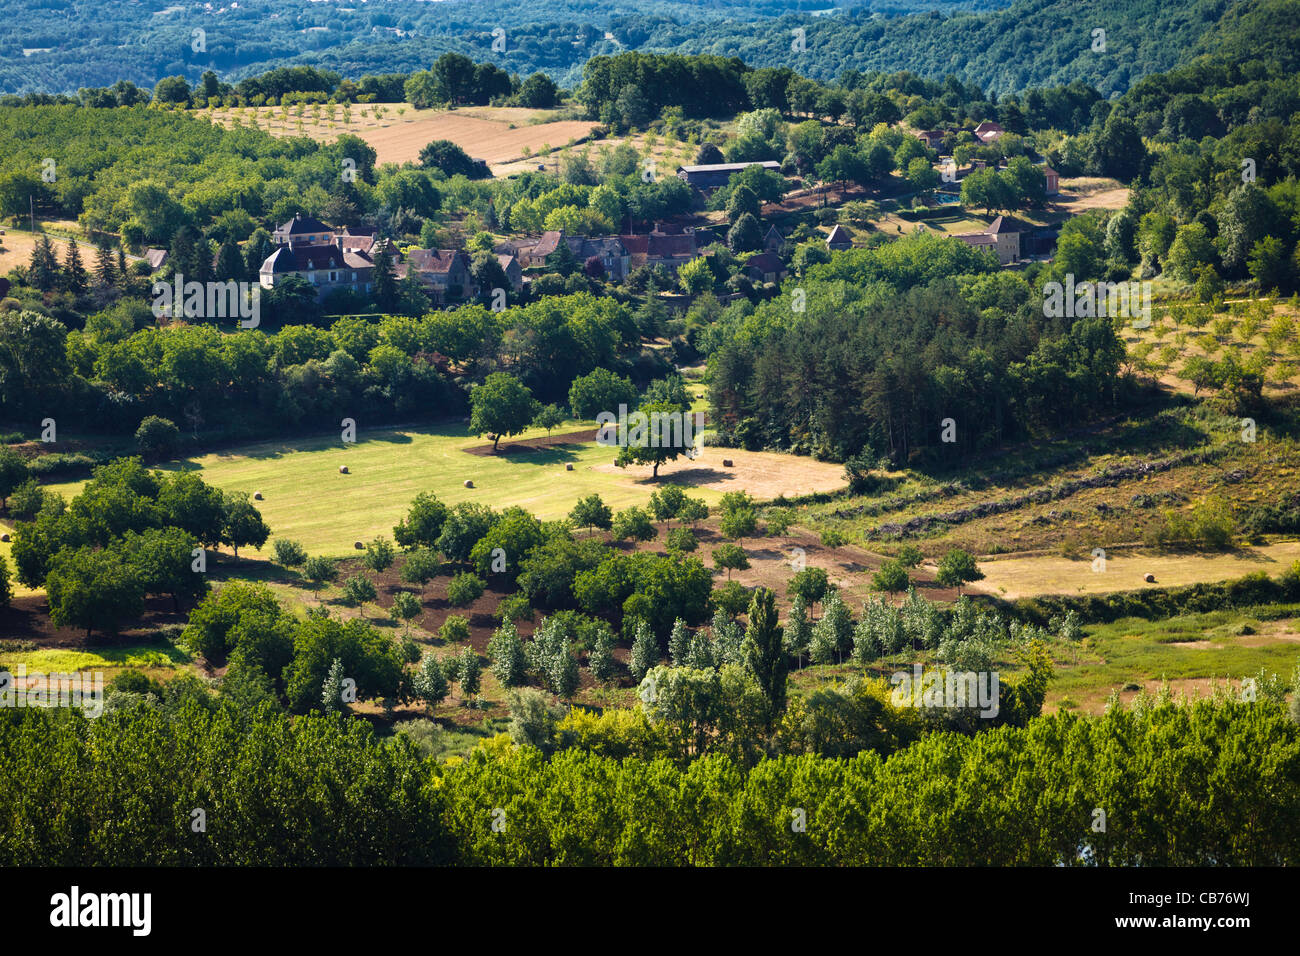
135;416;181;459
667;527;698;552
272;538;307;567
446;572;486;607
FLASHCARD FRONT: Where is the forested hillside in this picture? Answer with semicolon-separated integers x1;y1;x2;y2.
0;0;1262;97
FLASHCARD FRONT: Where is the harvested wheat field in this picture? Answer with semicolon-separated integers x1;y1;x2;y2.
591;445;847;500
1051;176;1130;213
971;540;1300;600
206;103;599;170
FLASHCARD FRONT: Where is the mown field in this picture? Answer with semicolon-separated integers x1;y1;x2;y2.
30;420;846;558
204;103;599;171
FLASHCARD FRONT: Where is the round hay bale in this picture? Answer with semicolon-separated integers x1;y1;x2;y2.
565;463;574;471
0;533;9;542
339;465;349;474
464;479;474;488
253;491;263;500
354;541;364;550
1143;573;1156;583
722;458;734;468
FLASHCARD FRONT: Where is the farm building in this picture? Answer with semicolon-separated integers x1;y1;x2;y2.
676;161;781;190
1043;165;1060;195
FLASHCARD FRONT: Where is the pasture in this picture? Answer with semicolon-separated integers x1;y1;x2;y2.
1048;607;1300;713
36;421;847;557
971;541;1300;600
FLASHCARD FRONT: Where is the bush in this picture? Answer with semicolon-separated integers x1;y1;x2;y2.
496;592;533;623
666;527;698;553
272;539;307;567
820;528;848;548
134;416;181;459
611;506;656;542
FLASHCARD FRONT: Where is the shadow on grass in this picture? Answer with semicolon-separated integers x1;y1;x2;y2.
169;426;447;470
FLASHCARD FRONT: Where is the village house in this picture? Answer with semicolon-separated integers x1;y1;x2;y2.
498;231;632;278
259;213;376;300
953;215;1024;265
566;236;630;279
825;224;854;251
743;251;788;284
915;129;947;150
762;224;786;254
403;248;478;305
497;253;523;290
973;121;1005;144
620;231;700;272
143;248;168;272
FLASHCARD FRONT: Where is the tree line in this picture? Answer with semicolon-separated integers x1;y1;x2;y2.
0;694;1294;865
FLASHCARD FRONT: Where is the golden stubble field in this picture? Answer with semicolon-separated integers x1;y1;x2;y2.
205;103;600;170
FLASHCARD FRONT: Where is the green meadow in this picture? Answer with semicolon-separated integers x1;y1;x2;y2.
1049;608;1300;711
37;420;727;557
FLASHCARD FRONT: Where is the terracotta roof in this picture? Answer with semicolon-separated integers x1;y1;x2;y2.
532;231;564;257
407;249;466;275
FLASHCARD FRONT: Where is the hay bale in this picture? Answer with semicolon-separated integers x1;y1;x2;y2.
0;533;8;542
339;465;349;474
253;491;263;501
354;541;364;550
565;463;574;471
464;479;474;488
722;458;734;468
1143;573;1156;583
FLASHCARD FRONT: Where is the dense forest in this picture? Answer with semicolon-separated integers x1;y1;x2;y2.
0;0;1265;97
